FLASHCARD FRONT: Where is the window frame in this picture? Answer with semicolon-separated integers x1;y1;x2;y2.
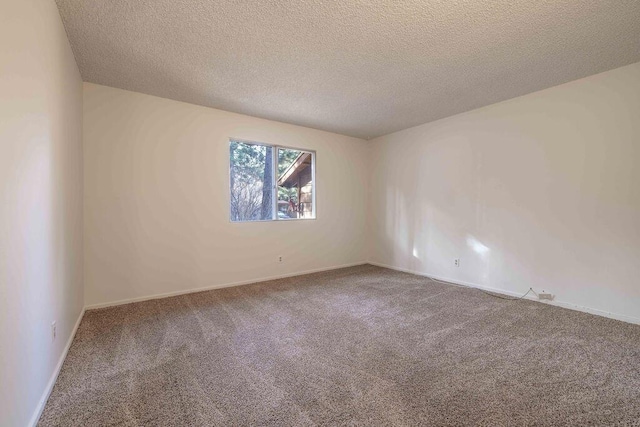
228;138;316;223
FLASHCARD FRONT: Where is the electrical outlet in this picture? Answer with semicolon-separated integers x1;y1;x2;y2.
454;258;460;267
51;321;57;341
538;292;554;301
278;256;283;263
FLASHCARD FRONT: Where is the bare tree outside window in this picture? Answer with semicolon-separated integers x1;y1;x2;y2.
229;141;274;221
230;139;315;222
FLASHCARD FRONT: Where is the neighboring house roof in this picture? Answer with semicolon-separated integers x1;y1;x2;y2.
278;152;311;188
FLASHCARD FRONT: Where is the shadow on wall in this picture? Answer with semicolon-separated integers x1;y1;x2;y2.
2;112;75;425
375;138;541;293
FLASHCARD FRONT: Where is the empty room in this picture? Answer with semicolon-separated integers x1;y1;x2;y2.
2;1;640;426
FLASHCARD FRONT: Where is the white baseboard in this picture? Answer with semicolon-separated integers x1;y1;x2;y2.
29;307;86;427
85;261;369;310
29;262;368;425
24;260;639;426
367;261;640;326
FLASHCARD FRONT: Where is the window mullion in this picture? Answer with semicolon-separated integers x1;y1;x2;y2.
272;146;278;220
229;139;315;222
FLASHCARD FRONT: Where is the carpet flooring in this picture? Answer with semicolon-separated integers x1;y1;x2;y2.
39;265;640;426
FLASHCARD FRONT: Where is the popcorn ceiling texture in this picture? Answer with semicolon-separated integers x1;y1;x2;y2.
54;0;640;139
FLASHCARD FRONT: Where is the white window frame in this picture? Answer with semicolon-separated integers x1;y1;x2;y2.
229;138;316;222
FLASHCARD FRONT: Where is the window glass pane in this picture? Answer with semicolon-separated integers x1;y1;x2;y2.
277;148;314;219
229;140;274;222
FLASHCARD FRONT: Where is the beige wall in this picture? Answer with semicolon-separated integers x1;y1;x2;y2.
3;6;637;424
369;62;640;323
83;83;369;307
0;1;84;426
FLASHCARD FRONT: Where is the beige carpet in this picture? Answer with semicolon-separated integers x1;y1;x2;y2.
39;265;640;426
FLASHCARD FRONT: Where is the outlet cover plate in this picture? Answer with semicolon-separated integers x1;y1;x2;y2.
538;293;554;301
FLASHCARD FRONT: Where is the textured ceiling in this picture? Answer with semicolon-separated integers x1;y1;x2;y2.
56;0;640;139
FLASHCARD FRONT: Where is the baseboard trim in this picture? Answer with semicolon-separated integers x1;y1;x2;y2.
367;261;640;326
85;261;369;310
24;260;639;426
29;307;85;427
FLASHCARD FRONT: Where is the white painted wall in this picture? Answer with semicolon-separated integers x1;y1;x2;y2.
1;4;637;425
83;83;369;307
369;62;640;323
0;1;84;426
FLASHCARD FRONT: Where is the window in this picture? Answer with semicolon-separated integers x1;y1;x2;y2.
229;139;315;222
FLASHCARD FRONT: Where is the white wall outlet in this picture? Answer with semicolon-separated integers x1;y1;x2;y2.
538;292;554;301
51;321;57;341
278;256;283;263
454;258;460;267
